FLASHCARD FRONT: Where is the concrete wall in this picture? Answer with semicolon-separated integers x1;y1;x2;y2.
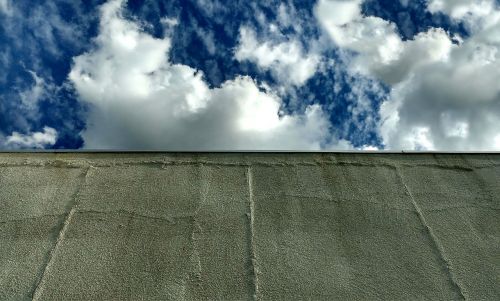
0;153;499;300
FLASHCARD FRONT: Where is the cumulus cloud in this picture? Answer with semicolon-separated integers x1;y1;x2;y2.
315;0;452;84
380;30;500;150
316;0;500;150
428;0;500;38
314;0;401;68
3;127;57;149
70;0;336;150
380;0;500;150
427;0;496;20
235;26;320;86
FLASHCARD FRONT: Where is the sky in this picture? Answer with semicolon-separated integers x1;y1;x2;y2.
0;0;499;150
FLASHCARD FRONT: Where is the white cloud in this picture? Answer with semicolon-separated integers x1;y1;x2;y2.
360;145;379;151
316;0;500;150
160;17;178;27
380;1;500;151
4;127;57;149
428;0;500;34
0;0;12;16
0;0;91;77
315;0;452;84
277;3;293;28
70;0;335;150
495;134;500;148
19;70;53;112
427;0;496;19
314;0;403;69
235;26;320;86
380;33;500;150
0;69;54;134
315;0;363;27
373;28;453;84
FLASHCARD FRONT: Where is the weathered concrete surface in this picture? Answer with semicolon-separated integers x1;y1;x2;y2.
0;153;498;300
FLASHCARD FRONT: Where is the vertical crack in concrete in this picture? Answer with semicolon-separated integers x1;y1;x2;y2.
396;166;467;300
190;164;209;284
31;166;91;301
246;166;261;301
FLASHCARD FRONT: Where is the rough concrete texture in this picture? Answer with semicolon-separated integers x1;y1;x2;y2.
0;152;498;300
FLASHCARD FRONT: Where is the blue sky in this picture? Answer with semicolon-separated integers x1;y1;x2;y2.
0;0;499;150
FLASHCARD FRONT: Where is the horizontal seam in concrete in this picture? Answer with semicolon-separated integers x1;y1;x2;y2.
0;160;493;171
273;194;416;211
329;161;476;172
426;205;500;212
396;166;468;300
0;214;66;225
31;166;91;301
74;209;195;224
0;163;85;168
0;210;208;225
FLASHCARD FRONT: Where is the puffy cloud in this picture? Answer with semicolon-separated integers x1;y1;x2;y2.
315;0;403;68
315;0;452;84
379;1;500;151
316;0;500;150
70;0;334;150
427;0;496;20
315;0;363;27
428;0;500;34
235;26;320;86
380;29;500;151
4;127;57;149
373;28;453;84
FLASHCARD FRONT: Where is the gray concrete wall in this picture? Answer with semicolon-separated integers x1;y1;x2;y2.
0;153;499;300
